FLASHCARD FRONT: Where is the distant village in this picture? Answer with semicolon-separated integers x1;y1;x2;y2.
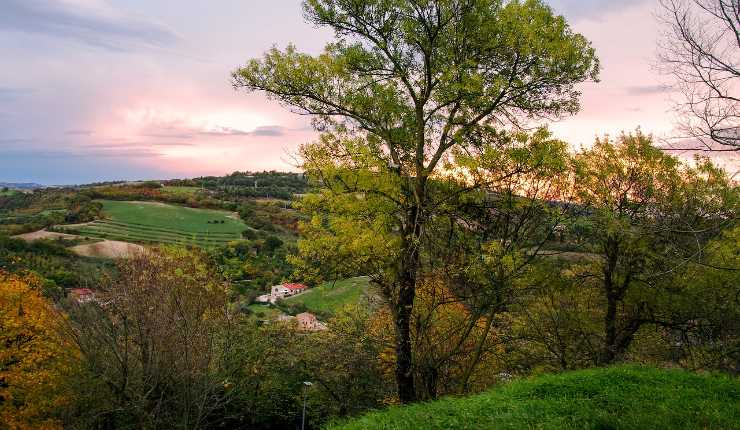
69;281;328;332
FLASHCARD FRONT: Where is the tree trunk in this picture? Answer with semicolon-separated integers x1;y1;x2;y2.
394;271;416;403
421;365;439;401
600;238;620;365
393;189;425;403
601;292;619;365
461;309;496;393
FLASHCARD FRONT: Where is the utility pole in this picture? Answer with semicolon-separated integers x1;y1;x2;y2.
301;381;312;430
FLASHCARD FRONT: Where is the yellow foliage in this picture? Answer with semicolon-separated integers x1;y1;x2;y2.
369;277;503;397
0;271;77;429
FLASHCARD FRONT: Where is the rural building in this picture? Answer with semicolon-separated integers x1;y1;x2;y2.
296;312;327;331
269;283;307;302
275;312;327;331
69;288;96;304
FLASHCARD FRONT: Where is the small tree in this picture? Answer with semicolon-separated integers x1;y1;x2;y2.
67;248;234;429
658;0;740;151
0;271;78;429
571;131;736;364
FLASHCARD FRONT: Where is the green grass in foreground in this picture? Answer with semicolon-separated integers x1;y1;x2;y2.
284;276;374;314
328;366;740;430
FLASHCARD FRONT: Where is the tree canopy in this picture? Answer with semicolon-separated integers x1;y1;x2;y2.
234;0;599;402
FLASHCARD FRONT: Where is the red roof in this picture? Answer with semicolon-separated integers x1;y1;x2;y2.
283;283;307;291
70;288;94;296
296;312;317;322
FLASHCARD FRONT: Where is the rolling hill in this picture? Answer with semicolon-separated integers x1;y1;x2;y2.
284;276;376;315
58;200;247;247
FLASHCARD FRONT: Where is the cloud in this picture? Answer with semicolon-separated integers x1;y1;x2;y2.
0;87;33;102
65;129;93;135
247;125;287;137
81;141;194;149
2;147;162;159
0;0;182;51
198;126;250;136
548;0;650;21
199;125;287;137
140;122;289;139
624;85;673;96
0;138;34;146
140;131;197;139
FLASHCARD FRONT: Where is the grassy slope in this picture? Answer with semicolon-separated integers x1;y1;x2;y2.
161;186;201;196
100;200;244;233
284;276;373;314
246;303;284;319
329;366;740;430
60;200;247;247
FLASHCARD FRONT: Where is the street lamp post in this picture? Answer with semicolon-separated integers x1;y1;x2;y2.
302;381;313;430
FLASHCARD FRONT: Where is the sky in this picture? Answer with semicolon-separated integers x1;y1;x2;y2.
1;0;734;184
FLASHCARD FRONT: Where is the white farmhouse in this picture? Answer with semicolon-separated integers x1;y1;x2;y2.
270;283;307;302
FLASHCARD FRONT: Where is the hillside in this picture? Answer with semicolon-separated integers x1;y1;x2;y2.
57;200;247;247
283;276;376;315
328;366;740;430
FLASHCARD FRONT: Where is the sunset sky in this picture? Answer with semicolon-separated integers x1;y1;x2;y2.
2;0;731;184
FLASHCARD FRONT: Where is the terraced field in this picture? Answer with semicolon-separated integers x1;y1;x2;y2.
58;200;247;247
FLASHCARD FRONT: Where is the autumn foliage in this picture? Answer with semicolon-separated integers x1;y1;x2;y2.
0;271;78;429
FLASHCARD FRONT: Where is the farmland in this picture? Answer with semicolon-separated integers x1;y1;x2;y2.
161;186;202;196
58;200;247;247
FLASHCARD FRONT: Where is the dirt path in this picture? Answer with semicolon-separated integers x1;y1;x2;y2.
13;228;144;259
12;229;79;241
70;240;145;259
56;221;95;229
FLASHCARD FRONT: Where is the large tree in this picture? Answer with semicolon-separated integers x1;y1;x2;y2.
658;0;739;151
233;0;598;402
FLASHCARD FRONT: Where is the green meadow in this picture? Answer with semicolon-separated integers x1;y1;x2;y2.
284;276;374;314
161;185;202;196
61;200;246;247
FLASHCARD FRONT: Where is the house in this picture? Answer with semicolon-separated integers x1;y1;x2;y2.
296;312;327;331
69;288;95;304
274;312;327;331
270;283;307;302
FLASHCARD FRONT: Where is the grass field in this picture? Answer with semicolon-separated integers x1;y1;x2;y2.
284;276;375;314
162;186;202;196
329;366;740;430
59;200;246;247
246;304;284;319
